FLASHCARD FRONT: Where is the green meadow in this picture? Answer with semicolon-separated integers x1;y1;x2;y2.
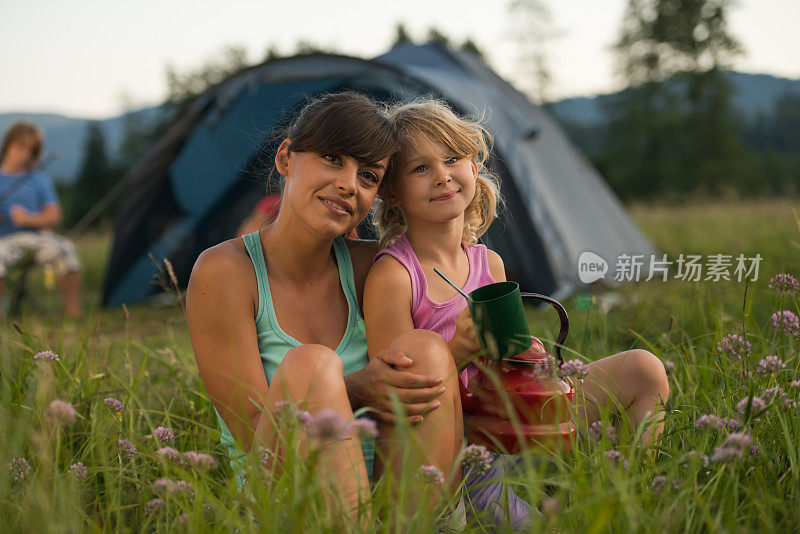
1;198;798;532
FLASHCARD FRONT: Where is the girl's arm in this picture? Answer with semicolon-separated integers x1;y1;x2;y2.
487;249;507;282
363;255;415;356
186;243;268;453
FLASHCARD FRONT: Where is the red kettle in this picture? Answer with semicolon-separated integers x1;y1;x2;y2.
459;288;575;454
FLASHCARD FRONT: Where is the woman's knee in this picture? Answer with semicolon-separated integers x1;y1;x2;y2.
390;329;455;376
274;344;345;390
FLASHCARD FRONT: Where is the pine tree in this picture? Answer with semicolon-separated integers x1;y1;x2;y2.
65;122;117;227
600;0;752;198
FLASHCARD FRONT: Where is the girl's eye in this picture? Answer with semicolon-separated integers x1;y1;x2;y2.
322;154;341;164
413;165;428;173
445;156;459;165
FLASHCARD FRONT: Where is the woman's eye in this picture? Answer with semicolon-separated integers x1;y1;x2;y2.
360;171;380;184
322;154;340;164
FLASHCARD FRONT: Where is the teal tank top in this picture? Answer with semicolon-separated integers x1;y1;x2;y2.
215;232;374;480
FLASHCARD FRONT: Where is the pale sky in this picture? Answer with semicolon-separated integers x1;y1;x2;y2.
1;0;797;118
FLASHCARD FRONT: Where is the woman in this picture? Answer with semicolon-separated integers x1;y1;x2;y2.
186;93;465;519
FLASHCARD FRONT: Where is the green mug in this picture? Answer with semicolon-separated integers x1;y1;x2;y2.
468;281;533;360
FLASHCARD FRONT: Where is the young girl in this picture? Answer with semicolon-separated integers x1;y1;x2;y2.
364;99;670;527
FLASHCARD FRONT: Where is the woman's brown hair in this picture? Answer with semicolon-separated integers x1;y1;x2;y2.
283;92;398;164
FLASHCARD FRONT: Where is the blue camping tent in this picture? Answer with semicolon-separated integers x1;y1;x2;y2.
102;44;654;307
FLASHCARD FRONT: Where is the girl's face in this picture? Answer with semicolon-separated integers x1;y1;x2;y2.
3;137;37;171
275;139;388;237
385;134;477;226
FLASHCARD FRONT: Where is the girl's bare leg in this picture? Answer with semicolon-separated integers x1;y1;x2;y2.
255;344;369;518
374;330;463;507
572;349;670;447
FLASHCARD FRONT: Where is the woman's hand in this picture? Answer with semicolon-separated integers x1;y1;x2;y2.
447;306;480;369
345;348;446;424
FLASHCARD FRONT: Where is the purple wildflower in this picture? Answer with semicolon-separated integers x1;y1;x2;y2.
416;464;445;485
175;513;188;525
45;399;77;425
790;380;800;389
750;444;759;457
203;502;214;517
68;462;88;481
589;421;618;443
183;451;218;470
695;414;725;431
305;409;350;442
716;334;752;360
33;350;60;361
175;480;194;494
769;273;799;297
722;432;753;450
785;398;800;409
663;360;676;374
771;311;800;337
711;446;743;463
151;478;177;495
352;418;379;440
117;439;136;459
273;401;312;425
8;457;31;484
462;444;493;475
736;396;766;418
103;397;125;415
559;359;590;379
533;355;557;378
605;449;622;461
723;417;743;431
756;356;786;374
761;386;787;403
156;447;182;462
650;475;668;493
152;426;174;443
145;498;165;514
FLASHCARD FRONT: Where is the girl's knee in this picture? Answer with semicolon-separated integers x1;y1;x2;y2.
390;329;455;375
627;349;669;401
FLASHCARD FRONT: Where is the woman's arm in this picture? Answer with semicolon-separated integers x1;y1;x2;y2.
186;243;267;453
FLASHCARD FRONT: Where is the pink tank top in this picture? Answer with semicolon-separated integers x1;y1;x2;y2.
374;233;496;386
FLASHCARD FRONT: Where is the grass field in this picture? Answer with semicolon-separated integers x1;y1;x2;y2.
1;198;798;532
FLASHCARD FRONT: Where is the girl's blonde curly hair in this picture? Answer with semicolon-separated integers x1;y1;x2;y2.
373;99;501;249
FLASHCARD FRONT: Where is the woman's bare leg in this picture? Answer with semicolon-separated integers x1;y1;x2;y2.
374;330;463;506
572;349;670;447
254;344;369;518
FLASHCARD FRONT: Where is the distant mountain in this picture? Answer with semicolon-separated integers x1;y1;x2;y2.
549;71;800;126
2;71;797;183
0;106;164;184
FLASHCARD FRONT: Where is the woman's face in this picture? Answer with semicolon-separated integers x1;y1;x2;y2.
275;139;389;238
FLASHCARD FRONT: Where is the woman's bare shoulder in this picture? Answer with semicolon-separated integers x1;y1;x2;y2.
189;236;257;303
